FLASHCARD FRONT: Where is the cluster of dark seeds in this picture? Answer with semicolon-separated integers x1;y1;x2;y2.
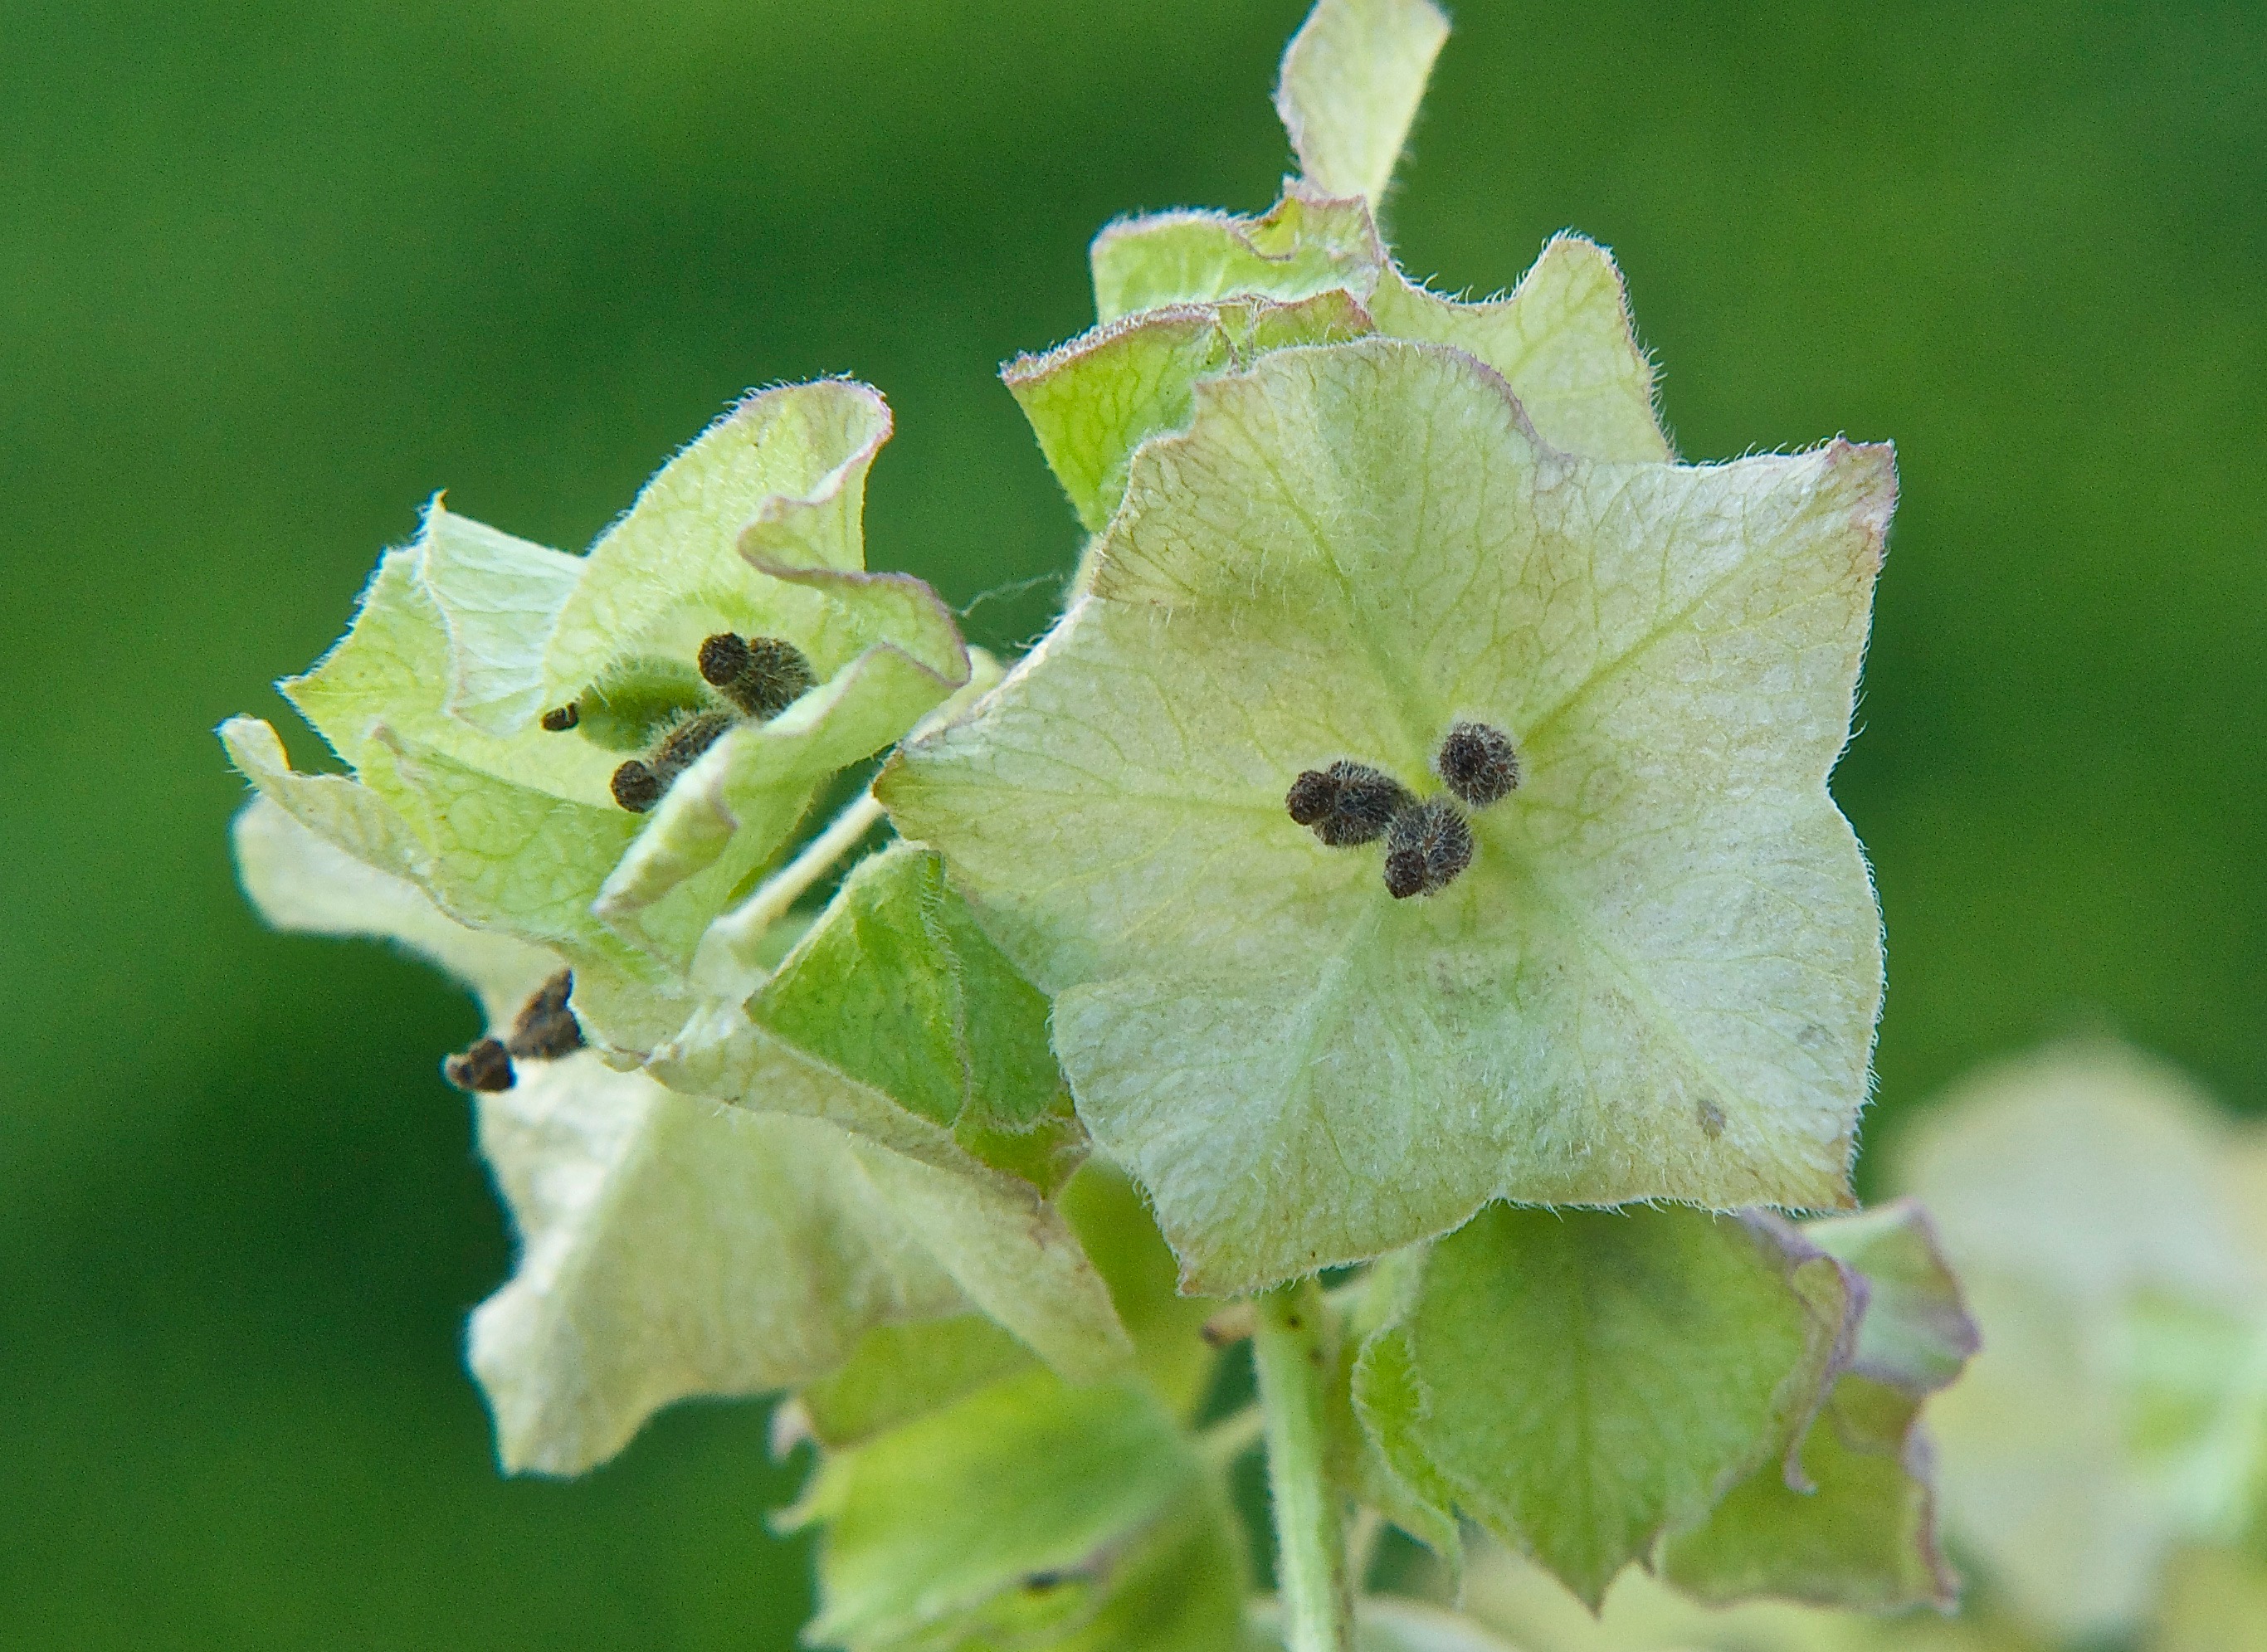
541;632;816;814
1285;720;1521;900
443;969;587;1094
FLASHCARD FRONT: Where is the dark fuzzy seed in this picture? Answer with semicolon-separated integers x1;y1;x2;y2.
1436;721;1520;808
700;631;817;720
743;637;817;717
1382;845;1426;900
505;970;584;1062
1314;760;1411;846
651;709;736;778
611;710;736;812
611;760;664;812
1382;797;1475;899
443;1036;516;1093
697;631;753;688
539;703;580;733
1285;768;1339;826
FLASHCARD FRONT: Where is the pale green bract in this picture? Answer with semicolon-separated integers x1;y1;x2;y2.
232;798;1128;1474
1271;0;1448;208
222;379;973;1060
883;339;1892;1293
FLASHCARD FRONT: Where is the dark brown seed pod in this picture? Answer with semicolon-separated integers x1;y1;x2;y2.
696;631;752;690
539;703;580;733
1435;721;1520;808
1285;768;1340;826
610;710;737;812
700;631;817;720
505;969;583;1062
650;709;736;779
1314;760;1411;846
611;759;664;813
1287;761;1412;845
443;1036;516;1093
1382;797;1475;899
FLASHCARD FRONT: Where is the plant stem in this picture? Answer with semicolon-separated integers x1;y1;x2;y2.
691;788;886;996
1197;1405;1265;1468
1254;1279;1353;1652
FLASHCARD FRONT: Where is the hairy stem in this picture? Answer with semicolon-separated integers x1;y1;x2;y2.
1255;1279;1353;1652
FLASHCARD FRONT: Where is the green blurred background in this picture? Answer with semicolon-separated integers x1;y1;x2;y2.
3;0;2263;1642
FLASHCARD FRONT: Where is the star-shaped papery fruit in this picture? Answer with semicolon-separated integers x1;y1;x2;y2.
881;338;1893;1294
220;379;976;1057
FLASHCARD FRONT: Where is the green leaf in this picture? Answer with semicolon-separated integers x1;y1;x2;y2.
839;1133;1129;1383
1365;239;1670;464
1273;0;1450;207
1335;1250;1462;1563
373;729;644;958
1660;1203;1978;1612
883;339;1890;1292
1897;1041;2267;1640
753;843;1086;1190
283;526;616;805
1661;1375;1953;1614
790;1367;1244;1652
467;1055;971;1478
1352;1205;1855;1608
661;842;1087;1191
789;1163;1220;1465
1007;290;1374;534
645;850;1134;1382
231;794;558;1025
1036;1480;1251;1652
